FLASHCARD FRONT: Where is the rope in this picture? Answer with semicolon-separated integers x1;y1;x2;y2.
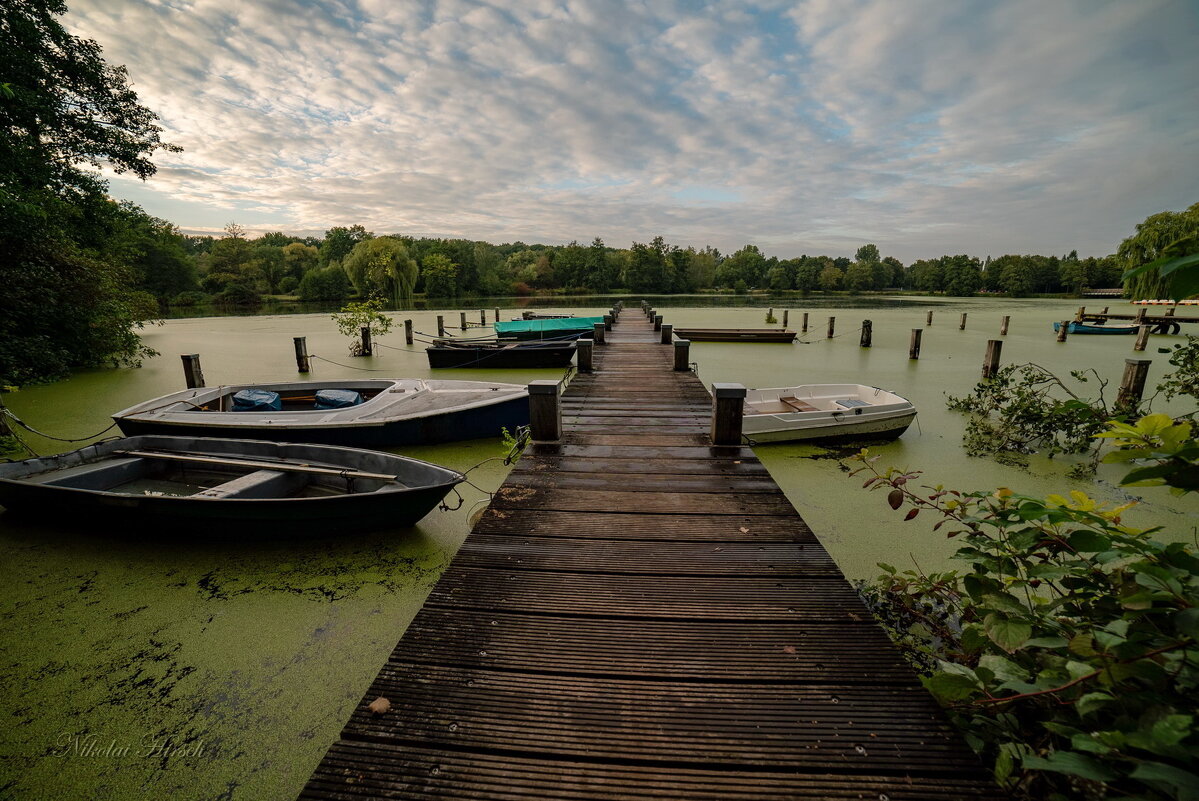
308;354;392;372
1;407;120;444
795;325;864;345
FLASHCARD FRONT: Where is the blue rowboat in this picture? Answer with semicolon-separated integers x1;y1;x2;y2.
1052;321;1139;335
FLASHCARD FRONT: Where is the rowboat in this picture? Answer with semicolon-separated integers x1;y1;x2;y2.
112;379;529;446
427;340;576;369
741;384;916;443
1052;321;1139;335
0;436;464;528
494;317;604;341
672;328;797;343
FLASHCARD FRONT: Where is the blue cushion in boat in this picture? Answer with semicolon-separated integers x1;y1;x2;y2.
314;389;363;409
232;389;281;411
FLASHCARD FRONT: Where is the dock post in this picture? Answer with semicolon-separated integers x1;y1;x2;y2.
909;329;922;360
604;314;614;331
674;340;691;371
404;319;414;345
1057;321;1069;342
926;310;933;327
1165;305;1177;317
959;312;967;330
646;306;654;319
360;325;373;356
782;310;789;327
480;309;486;325
437;315;445;337
1000;315;1010;335
1134;325;1150;351
661;323;673;344
860;320;872;347
983;339;1003;379
1102;306;1109;315
576;339;593;373
710;383;746;446
293;337;310;373
1075;306;1086;321
528;380;561;443
1116;359;1151;411
1135;307;1147;324
654;314;663;332
460;312;467;331
180;354;205;388
827;316;835;338
593;322;606;345
801;312;809;333
494;308;500;323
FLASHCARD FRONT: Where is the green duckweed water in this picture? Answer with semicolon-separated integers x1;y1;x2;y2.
1;296;1196;800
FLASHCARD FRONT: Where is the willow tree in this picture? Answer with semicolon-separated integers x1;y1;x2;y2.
1119;202;1199;300
342;237;419;306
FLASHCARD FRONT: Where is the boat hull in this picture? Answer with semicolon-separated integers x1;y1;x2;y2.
745;411;916;443
427;344;576;368
741;384;917;445
673;328;797;343
1053;322;1139;335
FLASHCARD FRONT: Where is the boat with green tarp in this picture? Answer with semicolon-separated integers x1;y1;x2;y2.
494;316;604;341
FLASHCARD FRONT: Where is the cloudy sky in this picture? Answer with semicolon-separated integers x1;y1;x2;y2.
71;0;1198;261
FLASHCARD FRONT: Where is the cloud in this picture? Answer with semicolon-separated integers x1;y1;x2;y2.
69;0;1199;260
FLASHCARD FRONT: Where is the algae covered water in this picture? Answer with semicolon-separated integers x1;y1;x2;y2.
1;296;1196;800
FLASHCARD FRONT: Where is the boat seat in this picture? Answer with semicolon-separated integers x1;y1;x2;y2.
36;457;147;490
195;469;308;499
835;398;871;409
780;396;818;412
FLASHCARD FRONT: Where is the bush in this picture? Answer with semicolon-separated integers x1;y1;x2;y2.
171;290;209;307
213;283;262;307
277;276;299;294
298;266;350;301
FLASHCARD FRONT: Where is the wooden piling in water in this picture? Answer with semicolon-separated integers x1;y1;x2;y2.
1134;325;1150;351
527;380;561;442
959;313;967;330
983;339;1003;379
860;320;872;347
1117;359;1151;410
653;314;662;332
1075;306;1086;321
293;337;310;373
660;323;673;344
593;323;606;345
437;315;445;338
1165;305;1177;317
1000;315;1010;335
674;339;690;371
576;339;593;373
710;383;746;446
460;312;468;331
605;314;614;331
1135;308;1147;324
181;354;205;388
404;319;414;345
480;309;486;325
360;326;373;356
801;312;809;333
926;310;933;326
782;309;789;327
1057;321;1069;342
827;317;835;338
494;308;500;323
909;329;922;360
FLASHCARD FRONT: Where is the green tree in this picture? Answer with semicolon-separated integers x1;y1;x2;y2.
282;242;319;281
584;237;614;292
1120;202;1199;301
297;265;349;301
421;253;458;297
716;244;767;288
942;255;982;296
686;247;717;289
319;224;373;266
818;264;842;291
342;237;418;305
844;261;874;293
855;243;881;264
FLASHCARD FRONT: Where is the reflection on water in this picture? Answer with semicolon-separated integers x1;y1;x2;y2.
2;295;1196;800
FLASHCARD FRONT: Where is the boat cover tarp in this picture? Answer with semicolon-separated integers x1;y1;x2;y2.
314;389;363;409
494;316;605;335
232;389;282;411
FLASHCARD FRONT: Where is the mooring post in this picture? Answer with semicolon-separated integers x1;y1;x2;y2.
1101;306;1109;315
654;314;663;332
293;336;310;373
1000;315;1010;335
479;309;486;325
661;323;673;344
604;314;614;331
460;312;467;331
1057;321;1069;342
909;329;923;360
645;306;654;319
827;316;835;338
494;308;500;323
1165;305;1177;318
860;320;872;347
983;339;1003;379
1135;307;1147;324
674;340;691;371
959;312;967;330
527;380;561;443
576;339;594;373
180;354;205;388
360;325;373;356
1075;306;1086;321
404;319;414;345
710;383;746;446
437;315;445;337
593;322;606;345
926;310;933;327
768;307;774;322
1116;359;1151;411
1134;325;1150;351
782;309;789;327
801;312;809;333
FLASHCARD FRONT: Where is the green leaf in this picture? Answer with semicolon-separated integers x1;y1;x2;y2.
978;654;1029;683
982;592;1027;616
1068;530;1111;552
1069;633;1097;657
1075;692;1114;717
985;614;1031;653
1025;636;1068;648
926;671;981;701
1176;608;1199;638
1129;761;1199;801
1022;750;1119;782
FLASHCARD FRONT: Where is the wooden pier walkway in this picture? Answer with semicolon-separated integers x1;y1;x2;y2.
300;313;1002;799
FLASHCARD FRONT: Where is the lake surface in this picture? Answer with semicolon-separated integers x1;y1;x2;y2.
2;295;1196;799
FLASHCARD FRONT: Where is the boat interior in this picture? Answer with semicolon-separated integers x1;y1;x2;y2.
185;386;387;413
22;452;394;498
745;395;874;414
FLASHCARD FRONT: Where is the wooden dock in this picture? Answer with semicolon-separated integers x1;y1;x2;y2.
300;312;1002;799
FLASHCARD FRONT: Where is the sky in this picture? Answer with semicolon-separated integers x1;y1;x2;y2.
69;0;1199;262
